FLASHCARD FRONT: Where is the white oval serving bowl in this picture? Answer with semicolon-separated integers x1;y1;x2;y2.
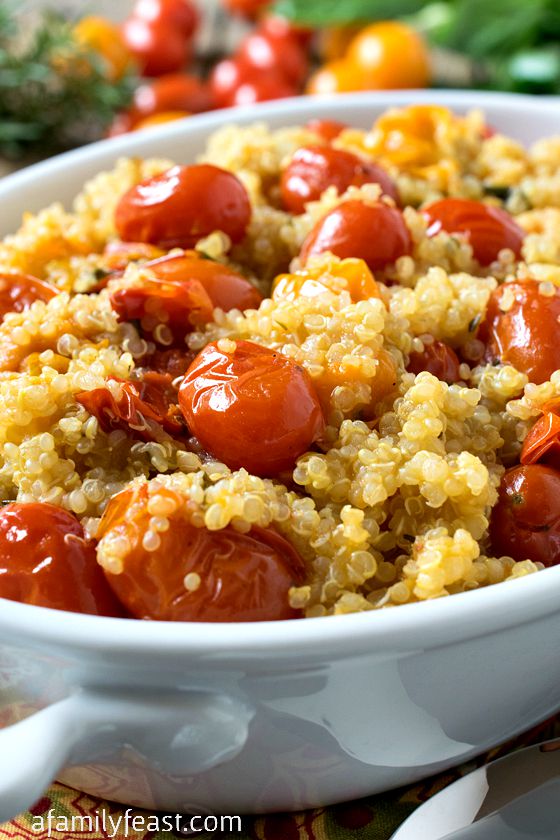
1;91;560;822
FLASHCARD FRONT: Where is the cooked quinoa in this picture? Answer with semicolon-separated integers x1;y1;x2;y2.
2;103;560;619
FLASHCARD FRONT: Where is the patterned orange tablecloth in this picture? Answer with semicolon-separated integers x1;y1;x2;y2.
1;716;558;840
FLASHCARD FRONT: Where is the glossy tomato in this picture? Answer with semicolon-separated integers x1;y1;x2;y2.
347;22;431;90
97;483;304;621
0;503;122;615
239;29;309;87
489;464;560;567
478;281;560;384
229;75;296;106
133;74;212;116
407;339;462;384
305;118;348;142
132;0;198;37
77;374;184;442
210;58;248;108
300;200;412;272
423;198;525;266
521;411;560;469
133;111;189;131
110;252;262;343
281;145;398;214
122;16;191;77
179;340;325;476
260;15;314;48
115;164;251;249
306;59;360;95
0;272;57;321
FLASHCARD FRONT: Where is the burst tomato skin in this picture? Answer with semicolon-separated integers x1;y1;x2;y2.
300;200;412;272
76;374;184;443
178;340;325;476
98;484;304;622
489;464;560;567
281;145;398;215
115;164;251;250
0;272;57;321
121;16;191;77
407;339;462;384
305;118;348;142
0;503;122;615
521;411;560;469
423;198;525;266
478;281;560;384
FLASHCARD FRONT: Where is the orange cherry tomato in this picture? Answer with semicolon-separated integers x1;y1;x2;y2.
74;16;132;82
305;118;348;142
121;16;191;77
346;22;430;90
272;258;382;304
239;29;309;87
0;272;57;321
0;503;123;615
133;73;212;117
423;198;524;266
300;200;412;272
306;59;361;95
179;340;325;476
115;164;251;250
98;483;304;621
521;411;560;469
478;281;560;384
132;0;199;38
102;241;165;275
281;145;398;215
110;252;262;344
489;464;560;567
77;373;184;443
407;339;462;384
134;110;189;130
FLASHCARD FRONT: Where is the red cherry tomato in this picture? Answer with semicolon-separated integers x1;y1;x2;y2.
222;0;270;19
107;111;136;138
0;503;122;615
141;347;195;378
132;0;198;37
133;74;212;117
0;272;57;321
260;15;314;48
98;483;304;621
407;339;462;384
239;29;308;87
300;200;412;272
115;164;251;250
110;252;262;344
179;340;325;476
423;198;525;266
122;16;191;77
489;464;560;567
77;374;185;443
478;281;560;384
210;58;248;108
229;75;296;106
305;118;348;142
281;145;398;215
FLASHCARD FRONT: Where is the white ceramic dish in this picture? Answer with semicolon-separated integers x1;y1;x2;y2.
1;91;560;823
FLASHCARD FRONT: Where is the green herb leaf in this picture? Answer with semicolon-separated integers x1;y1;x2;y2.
273;0;427;26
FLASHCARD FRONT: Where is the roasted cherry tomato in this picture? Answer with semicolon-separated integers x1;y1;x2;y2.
281;145;398;215
239;29;309;87
97;483;304;621
0;503;122;615
77;373;184;443
407;339;462;384
347;22;430;90
272;258;382;304
141;347;195;377
305;118;348;142
179;340;325;476
478;281;560;384
423;198;525;266
300;200;412;272
0;272;57;321
74;16;132;82
132;0;198;38
110;252;262;344
133;73;212;117
489;464;560;567
121;16;191;77
115;164;251;249
521;411;560;469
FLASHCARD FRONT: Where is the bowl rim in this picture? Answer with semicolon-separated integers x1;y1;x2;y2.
1;88;559;656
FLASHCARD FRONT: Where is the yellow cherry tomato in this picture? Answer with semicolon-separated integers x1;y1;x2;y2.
133;110;190;131
306;59;362;95
368;104;454;171
272;258;382;304
347;21;430;90
74;16;133;82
